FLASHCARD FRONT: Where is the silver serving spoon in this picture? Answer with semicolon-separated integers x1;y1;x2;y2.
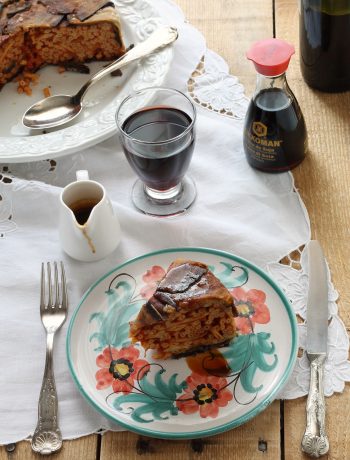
22;26;178;130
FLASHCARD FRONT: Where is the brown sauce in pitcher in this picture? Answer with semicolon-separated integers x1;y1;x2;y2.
69;198;99;225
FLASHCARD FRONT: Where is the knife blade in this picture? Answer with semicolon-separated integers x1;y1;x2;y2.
301;240;329;458
306;241;328;354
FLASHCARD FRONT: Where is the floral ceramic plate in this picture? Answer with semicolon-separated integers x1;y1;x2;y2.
67;248;297;439
0;0;173;163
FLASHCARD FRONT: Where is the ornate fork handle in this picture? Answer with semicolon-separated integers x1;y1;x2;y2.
301;354;329;458
31;331;62;455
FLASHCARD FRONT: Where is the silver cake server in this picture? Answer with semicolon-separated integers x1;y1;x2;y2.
301;240;329;457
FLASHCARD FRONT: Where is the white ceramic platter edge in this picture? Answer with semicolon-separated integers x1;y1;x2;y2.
0;0;173;163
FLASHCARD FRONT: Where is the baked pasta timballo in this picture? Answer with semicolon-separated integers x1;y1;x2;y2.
130;259;237;359
0;0;125;87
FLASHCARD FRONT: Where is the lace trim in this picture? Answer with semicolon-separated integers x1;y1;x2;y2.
0;173;16;238
269;249;350;398
187;50;249;119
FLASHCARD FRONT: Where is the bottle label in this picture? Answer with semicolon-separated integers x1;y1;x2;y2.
244;121;283;164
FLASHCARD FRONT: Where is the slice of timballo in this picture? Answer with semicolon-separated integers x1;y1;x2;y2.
0;0;125;87
130;259;237;359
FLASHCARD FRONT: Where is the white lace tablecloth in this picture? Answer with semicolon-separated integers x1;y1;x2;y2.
1;0;349;445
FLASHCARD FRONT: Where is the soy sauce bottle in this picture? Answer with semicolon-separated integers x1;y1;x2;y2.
300;0;350;92
243;38;307;173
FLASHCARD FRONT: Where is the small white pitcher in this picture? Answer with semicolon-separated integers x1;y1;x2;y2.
59;170;121;262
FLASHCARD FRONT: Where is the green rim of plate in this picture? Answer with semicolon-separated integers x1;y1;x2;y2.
66;247;297;439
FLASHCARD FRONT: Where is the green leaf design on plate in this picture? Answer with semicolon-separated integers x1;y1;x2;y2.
89;276;142;351
210;262;249;288
223;332;278;393
113;369;187;423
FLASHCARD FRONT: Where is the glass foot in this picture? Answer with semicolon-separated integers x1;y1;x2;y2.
131;176;197;217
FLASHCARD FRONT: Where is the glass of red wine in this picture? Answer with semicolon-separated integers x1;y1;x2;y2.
116;87;197;217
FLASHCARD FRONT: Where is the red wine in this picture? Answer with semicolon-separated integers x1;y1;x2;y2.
121;106;195;191
244;88;307;172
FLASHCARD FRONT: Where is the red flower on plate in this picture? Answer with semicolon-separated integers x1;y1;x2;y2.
230;287;270;334
140;265;166;299
176;373;233;418
95;345;149;394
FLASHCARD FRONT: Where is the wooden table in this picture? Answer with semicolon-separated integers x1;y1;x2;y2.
2;0;349;459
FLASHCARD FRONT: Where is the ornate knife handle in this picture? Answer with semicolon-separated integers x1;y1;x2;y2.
31;332;62;455
301;354;329;458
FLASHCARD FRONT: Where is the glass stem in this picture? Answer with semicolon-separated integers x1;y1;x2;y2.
144;183;183;202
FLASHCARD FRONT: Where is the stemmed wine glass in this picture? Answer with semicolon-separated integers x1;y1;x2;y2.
116;87;197;217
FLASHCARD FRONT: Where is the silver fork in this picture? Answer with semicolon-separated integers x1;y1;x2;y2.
31;262;68;455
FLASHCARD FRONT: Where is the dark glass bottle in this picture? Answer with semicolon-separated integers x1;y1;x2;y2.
243;39;307;173
299;0;350;92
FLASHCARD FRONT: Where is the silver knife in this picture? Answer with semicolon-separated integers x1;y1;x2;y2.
301;240;329;458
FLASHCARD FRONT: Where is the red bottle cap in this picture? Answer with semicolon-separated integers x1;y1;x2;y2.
246;38;295;77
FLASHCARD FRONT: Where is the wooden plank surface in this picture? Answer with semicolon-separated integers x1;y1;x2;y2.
0;437;98;460
274;0;350;459
100;401;280;460
275;0;350;326
176;0;273;93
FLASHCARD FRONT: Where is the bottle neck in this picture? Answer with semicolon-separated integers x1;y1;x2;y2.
253;73;294;111
254;73;288;95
